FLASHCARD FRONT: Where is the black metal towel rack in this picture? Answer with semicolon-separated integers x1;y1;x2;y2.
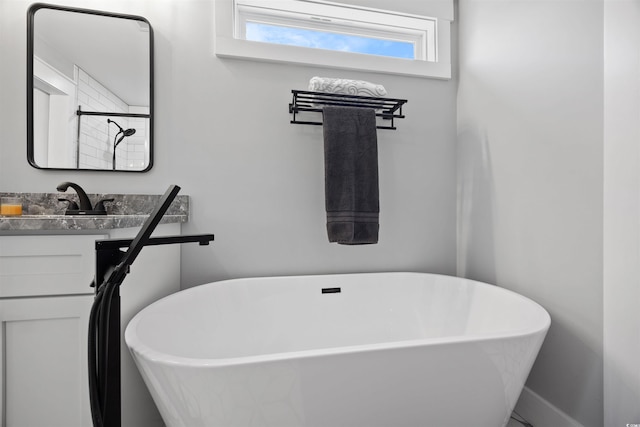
289;90;407;130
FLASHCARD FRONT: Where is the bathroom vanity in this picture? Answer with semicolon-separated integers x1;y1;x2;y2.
0;193;189;427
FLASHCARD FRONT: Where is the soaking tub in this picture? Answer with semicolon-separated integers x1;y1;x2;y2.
125;272;550;427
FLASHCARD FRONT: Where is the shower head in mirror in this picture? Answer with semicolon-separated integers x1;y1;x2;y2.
123;128;136;137
108;119;136;143
108;119;137;170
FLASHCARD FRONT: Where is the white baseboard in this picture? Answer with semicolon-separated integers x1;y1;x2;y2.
514;386;584;427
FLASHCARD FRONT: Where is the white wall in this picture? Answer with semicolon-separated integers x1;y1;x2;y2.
457;1;604;426
0;0;457;283
603;1;640;425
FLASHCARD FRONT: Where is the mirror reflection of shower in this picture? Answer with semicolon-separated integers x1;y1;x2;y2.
107;119;136;170
28;4;153;171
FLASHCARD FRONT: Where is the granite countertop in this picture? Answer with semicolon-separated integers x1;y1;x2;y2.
0;192;189;232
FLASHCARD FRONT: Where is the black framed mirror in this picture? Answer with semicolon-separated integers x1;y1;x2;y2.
27;3;153;172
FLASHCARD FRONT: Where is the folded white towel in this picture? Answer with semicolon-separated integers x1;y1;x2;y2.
308;76;387;97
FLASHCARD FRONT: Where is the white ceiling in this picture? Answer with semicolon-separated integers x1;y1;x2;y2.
34;7;150;106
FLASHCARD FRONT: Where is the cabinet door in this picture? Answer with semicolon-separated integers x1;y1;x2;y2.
0;295;93;427
0;234;106;298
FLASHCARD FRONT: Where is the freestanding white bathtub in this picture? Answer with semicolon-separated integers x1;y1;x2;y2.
125;272;550;427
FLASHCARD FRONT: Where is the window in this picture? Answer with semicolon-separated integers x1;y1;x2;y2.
244;23;417;60
214;0;453;79
235;0;436;61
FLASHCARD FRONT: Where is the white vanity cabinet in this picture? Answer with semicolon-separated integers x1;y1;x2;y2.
0;224;181;427
0;294;94;427
0;234;101;427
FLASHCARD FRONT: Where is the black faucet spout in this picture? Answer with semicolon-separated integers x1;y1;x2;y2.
57;181;93;211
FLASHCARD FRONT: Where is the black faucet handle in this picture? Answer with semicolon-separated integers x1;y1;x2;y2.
95;198;115;213
58;198;79;211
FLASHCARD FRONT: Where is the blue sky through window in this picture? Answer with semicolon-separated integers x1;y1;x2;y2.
246;22;415;59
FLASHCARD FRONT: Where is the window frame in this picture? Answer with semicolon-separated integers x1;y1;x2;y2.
214;0;453;79
235;0;436;61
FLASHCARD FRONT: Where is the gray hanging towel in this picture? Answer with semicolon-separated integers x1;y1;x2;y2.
323;105;379;245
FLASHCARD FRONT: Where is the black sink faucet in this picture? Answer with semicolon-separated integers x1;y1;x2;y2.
56;182;113;215
57;181;93;211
